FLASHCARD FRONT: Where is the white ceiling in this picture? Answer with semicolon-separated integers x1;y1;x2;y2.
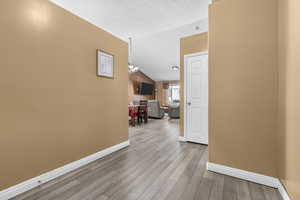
133;19;208;81
49;0;211;81
49;0;211;40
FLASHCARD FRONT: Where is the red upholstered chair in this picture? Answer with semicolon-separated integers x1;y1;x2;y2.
138;105;148;124
129;106;138;126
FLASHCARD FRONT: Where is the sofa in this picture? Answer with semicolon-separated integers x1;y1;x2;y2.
168;103;180;119
148;100;165;119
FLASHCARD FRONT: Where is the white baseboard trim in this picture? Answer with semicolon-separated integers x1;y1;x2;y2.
207;162;291;200
277;181;291;200
207;162;278;187
0;140;130;200
178;136;187;142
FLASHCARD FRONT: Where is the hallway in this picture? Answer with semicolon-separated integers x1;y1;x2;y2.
14;119;282;200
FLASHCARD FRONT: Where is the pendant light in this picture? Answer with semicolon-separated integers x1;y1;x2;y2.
128;37;139;72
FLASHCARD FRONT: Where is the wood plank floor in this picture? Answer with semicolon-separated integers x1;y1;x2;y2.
13;119;282;200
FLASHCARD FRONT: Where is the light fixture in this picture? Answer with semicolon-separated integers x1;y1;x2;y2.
129;64;134;70
131;66;139;72
171;66;180;71
128;37;139;73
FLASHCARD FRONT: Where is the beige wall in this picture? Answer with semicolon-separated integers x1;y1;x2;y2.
0;0;128;190
278;0;300;199
179;32;208;136
208;0;278;177
128;71;155;104
209;0;300;198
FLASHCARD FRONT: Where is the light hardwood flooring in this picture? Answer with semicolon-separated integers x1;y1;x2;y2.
13;119;282;200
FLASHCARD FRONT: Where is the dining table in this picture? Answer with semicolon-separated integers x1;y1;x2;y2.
128;105;148;126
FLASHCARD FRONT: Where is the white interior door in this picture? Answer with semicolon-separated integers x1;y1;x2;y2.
184;52;208;144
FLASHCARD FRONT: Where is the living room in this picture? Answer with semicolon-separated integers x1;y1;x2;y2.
128;71;180;126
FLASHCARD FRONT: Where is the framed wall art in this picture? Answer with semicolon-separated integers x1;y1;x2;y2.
97;50;114;78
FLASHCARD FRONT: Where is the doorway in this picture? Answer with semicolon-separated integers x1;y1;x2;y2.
184;51;208;144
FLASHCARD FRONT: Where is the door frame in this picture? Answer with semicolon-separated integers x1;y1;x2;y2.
183;51;209;143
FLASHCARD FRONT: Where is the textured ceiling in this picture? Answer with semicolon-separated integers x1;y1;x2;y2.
133;19;208;81
49;0;211;40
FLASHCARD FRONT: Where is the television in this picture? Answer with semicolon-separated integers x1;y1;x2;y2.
139;82;154;95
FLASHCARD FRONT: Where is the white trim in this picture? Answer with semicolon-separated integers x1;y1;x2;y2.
178;136;187;142
278;181;292;200
207;162;291;200
183;51;209;143
0;141;130;200
207;162;278;187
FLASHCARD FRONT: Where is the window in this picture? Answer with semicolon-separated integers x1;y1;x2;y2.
170;85;180;102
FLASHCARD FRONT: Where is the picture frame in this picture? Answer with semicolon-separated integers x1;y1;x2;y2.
97;50;114;78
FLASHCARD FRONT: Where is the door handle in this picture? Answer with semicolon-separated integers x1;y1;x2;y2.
187;102;191;106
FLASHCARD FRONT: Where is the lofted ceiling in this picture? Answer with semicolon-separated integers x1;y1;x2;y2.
133;19;208;81
49;0;211;80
